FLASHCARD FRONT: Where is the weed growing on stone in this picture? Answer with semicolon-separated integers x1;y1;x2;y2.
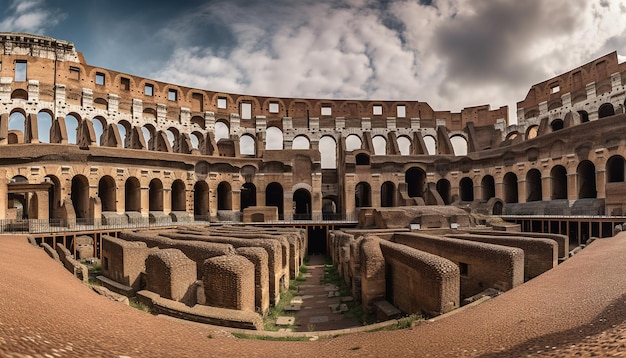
231;332;310;341
262;258;309;331
128;297;151;313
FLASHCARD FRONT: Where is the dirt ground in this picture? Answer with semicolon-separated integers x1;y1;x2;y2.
2;233;626;357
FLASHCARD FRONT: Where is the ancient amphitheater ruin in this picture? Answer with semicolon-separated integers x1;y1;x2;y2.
3;31;626;343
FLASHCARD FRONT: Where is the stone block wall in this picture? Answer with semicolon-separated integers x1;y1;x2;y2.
360;237;386;314
145;249;196;303
236;247;270;315
101;235;148;291
203;255;255;312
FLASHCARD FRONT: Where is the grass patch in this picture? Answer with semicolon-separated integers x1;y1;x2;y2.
262;258;309;331
129;297;152;313
320;258;373;324
231;332;310;341
365;314;423;332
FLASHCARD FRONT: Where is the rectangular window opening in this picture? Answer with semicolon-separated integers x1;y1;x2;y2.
269;102;279;113
95;72;105;85
217;97;227;109
120;77;130;91
397;105;406;118
168;89;177;101
14;60;26;82
69;66;80;80
551;85;560;94
459;262;468;277
241;102;252;120
321;106;332;116
373;105;383;116
145;84;154;96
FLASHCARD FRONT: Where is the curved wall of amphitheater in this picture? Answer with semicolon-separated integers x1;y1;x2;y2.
2;32;626;227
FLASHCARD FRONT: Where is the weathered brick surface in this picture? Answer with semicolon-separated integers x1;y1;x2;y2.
145;249;196;303
202;255;255;312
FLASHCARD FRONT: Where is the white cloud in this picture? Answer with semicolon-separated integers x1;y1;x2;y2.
151;0;626;126
0;0;64;34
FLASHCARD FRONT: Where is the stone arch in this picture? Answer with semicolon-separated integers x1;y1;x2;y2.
142;124;156;150
71;174;90;220
91;116;107;146
45;175;62;220
345;134;362;151
577;160;597;199
266;182;284;219
11;89;28;100
397;135;411;155
551;165;568;200
450;135;468;156
437;179;451;205
37;110;53;143
149;178;164;212
217;181;232;210
194;181;209;220
320;136;337;169
526;125;539;140
322;196;338;219
481;175;495;201
265;127;283;150
578;110;590;123
505;132;519;141
98;175;117;212
240;182;257;211
406;167;426;197
372;135;387;155
460;177;474;201
355;153;370;165
381;181;396;207
526;169;542;202
214;121;229;142
117;120;132;148
550;118;564;132
8;111;26;144
191;116;205;130
125;177;141;212
190;131;203;150
355;182;372;208
65;113;81;145
598;103;615;118
171;179;186;211
292;135;310;149
93;97;108;110
293;188;312;219
165;127;180;152
606;155;626;183
503;172;519;203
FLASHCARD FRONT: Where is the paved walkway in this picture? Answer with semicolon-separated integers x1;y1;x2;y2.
2;234;626;357
291;255;361;332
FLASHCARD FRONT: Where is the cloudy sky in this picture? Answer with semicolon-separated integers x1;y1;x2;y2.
2;0;626;124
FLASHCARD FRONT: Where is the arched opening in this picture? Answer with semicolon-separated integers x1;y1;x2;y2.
266;127;284;150
214;121;229;142
551;165;568;200
355;182;372;208
8;111;26;143
598;103;615;118
577;160;597;199
65;114;80;145
503;172;519;203
124;177;141;212
165;128;179;152
355;153;370;165
322;196;338;219
405;167;426;197
266;182;284;219
481;175;495;201
190;132;202;150
578;110;589;123
381;181;395;207
37;111;52;143
71;175;90;220
45;175;61;220
345;134;362;151
437;179;451;205
423;135;436;155
92;117;106;146
98;176;116;212
293;189;311;220
149;179;164;212
450;135;468;156
460;177;474;202
193;181;209;220
606;155;626;183
292;135;310;149
171;180;186;211
526;169;542;202
240;134;256;156
550;119;564;131
397;136;411;155
117;121;131;148
240;182;257;211
526;125;539;140
319;136;337;169
11;89;28;100
372;135;387;155
217;182;232;210
8;175;28;220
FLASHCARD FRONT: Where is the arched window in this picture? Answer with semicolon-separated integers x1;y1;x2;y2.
381;181;395;207
292;135;310;149
217;182;232;210
598;103;615;118
355;182;371;208
319;136;337;169
266;127;283;150
194;181;209;220
149;178;164;211
372;135;387;155
171;180;186;211
240;182;256;211
98;176;116;212
526;125;539;140
577;160;597;199
437;179;451;205
92;117;106;146
423;135;436;155
65;114;80;145
450;136;468;156
345;134;362;151
607;155;626;183
460;177;474;201
551;165;568;200
550;119;564;132
240;134;256;156
503;173;518;203
481;176;495;201
397;136;411;155
125;177;141;212
526;169;542;202
71;175;90;219
405;167;426;197
293;189;311;220
265;182;284;219
215;121;229;142
37;111;52;143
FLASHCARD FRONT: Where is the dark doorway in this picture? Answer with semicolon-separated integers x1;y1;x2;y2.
308;227;327;255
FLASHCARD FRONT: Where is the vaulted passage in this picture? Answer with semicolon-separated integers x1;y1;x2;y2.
265;182;284;219
578;161;597;199
551;165;568;200
381;181;395;207
98;175;116;212
217;182;232;210
437;179;451;205
149;179;164;212
460;177;474;202
355;182;372;208
406;168;425;197
481;176;495;201
193;181;209;220
293;189;311;219
171;179;186;211
606;155;625;182
503;173;518;203
240;182;256;211
71;175;90;219
526;169;542;202
125;177;141;212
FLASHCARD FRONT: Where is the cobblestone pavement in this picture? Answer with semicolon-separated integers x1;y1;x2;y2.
2;233;626;357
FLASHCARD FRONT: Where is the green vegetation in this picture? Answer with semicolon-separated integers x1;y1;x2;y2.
262;259;309;331
231;332;310;341
365;314;423;332
129;297;152;313
321;258;373;324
